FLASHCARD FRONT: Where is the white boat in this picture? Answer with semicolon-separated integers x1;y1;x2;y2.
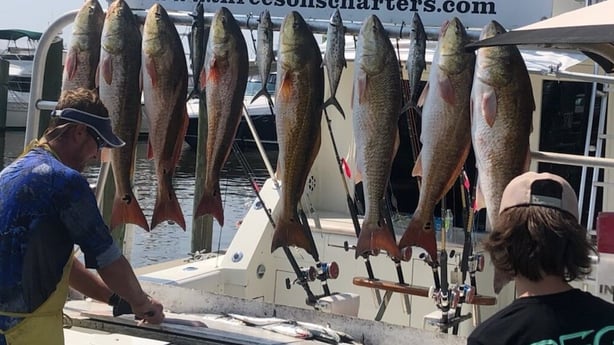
18;1;614;343
0;29;39;130
185;72;278;149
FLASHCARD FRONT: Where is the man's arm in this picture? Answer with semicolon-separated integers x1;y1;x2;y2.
97;255;164;324
69;259;113;303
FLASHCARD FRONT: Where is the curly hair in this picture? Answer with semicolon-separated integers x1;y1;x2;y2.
50;88;109;127
484;205;594;282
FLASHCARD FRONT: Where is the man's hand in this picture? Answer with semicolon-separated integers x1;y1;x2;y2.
131;295;165;324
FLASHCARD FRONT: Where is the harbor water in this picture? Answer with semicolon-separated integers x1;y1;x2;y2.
0;130;277;268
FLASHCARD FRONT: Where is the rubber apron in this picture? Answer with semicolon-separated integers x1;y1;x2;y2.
0;255;74;345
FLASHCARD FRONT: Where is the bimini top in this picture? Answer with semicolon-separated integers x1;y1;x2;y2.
0;29;42;42
466;0;614;73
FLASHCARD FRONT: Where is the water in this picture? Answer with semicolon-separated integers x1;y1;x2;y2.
0;131;277;268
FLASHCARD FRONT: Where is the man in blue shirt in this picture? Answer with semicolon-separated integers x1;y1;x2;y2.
0;88;164;345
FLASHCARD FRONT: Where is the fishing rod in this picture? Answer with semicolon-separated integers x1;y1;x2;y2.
231;142;319;305
321;107;382;303
381;192;412;314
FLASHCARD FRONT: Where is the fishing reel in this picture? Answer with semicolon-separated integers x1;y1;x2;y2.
285;266;317;289
316;261;340;281
468;254;485;275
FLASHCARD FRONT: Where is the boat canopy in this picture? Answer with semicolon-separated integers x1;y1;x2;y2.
0;29;43;42
466;0;614;73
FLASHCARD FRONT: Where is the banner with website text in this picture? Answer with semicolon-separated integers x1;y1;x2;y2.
118;0;552;30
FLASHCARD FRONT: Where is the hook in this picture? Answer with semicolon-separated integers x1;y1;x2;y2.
399;20;406;39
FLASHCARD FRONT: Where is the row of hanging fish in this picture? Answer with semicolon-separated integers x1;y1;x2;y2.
354;15;534;275
61;0;188;232
60;0;535;273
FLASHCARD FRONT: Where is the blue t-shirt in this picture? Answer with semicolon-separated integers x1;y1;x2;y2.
0;148;121;339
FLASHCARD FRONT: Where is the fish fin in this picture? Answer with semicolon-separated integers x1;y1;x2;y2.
145;56;158;87
251;88;273;107
111;192;150;232
207;58;220;84
323;96;345;119
64;48;78;81
398;215;438;263
357;70;368;105
101;55;113;85
417;81;429;107
186;87;199;101
411;152;422;177
195;190;224;227
475;179;486;210
437;73;455;105
278;70;293;102
482;89;497;127
271;215;317;259
355;221;401;260
151;188;186;231
493;268;513;294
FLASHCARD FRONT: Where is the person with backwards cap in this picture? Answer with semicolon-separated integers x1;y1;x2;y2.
467;171;614;344
0;88;164;345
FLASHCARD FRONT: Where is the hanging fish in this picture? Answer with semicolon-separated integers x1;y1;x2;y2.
251;9;275;107
142;3;189;231
187;0;207;100
62;0;104;91
322;8;347;119
99;0;148;231
271;11;324;259
398;17;475;263
400;12;427;114
470;20;534;293
195;7;249;226
353;14;402;260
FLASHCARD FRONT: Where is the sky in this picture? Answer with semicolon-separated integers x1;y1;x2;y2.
1;0;103;39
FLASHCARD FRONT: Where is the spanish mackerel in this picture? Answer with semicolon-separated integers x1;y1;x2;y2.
99;0;148;231
187;0;207;100
353;15;402;260
271;11;323;259
401;12;427;113
195;7;249;226
398;18;474;263
322;9;347;119
251;9;274;107
471;20;534;293
142;3;188;231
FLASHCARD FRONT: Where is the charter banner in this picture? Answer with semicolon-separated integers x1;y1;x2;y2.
117;0;553;30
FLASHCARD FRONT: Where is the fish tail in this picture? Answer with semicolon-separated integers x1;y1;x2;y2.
186;86;200;101
151;189;186;231
398;216;438;263
355;222;401;260
111;192;150;232
271;217;317;259
195;192;225;227
323;96;346;119
250;87;273;107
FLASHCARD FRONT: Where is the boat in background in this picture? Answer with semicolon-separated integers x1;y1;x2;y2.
0;29;40;130
184;72;277;149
